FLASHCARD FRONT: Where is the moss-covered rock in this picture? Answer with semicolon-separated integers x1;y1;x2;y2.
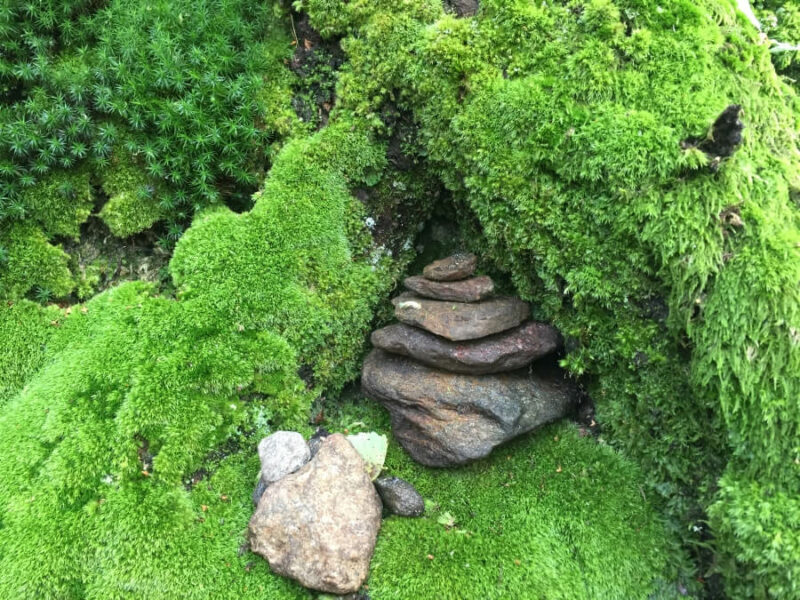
300;0;800;594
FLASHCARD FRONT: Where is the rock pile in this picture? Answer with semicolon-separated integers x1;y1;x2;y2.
363;253;577;467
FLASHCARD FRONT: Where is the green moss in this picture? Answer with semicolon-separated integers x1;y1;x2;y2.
0;113;431;597
323;395;681;599
0;222;74;300
99;153;162;238
0;300;63;404
19;168;93;240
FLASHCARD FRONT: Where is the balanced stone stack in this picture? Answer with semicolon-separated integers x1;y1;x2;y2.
362;253;577;467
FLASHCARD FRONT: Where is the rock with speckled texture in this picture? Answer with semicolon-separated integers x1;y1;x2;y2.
248;434;382;594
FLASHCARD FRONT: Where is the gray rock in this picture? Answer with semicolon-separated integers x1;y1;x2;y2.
257;431;310;485
248;434;382;594
371;321;560;375
252;476;268;506
422;253;477;281
392;293;529;341
404;275;494;303
374;476;425;517
362;350;576;467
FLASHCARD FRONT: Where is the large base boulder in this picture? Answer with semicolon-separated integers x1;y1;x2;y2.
362;350;577;466
248;434;382;594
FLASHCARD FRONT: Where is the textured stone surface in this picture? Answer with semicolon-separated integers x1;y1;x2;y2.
257;431;310;485
404;275;494;303
249;434;382;594
422;252;477;281
374;476;425;517
371;321;560;374
362;350;576;466
392;293;529;341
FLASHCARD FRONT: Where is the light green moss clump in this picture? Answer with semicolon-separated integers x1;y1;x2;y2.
99;154;162;238
0;222;74;299
0;300;63;404
19;169;93;240
0;119;429;597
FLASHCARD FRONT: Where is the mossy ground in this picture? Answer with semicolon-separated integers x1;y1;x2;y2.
328;393;681;600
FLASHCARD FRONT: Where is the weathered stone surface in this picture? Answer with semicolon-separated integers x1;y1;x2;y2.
371;321;560;375
374;476;425;517
257;431;310;485
249;434;382;594
444;0;479;17
392;293;529;341
404;275;494;303
362;350;576;467
422;252;477;281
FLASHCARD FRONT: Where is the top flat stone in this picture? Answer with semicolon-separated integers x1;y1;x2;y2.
422;253;477;281
404;275;494;303
392;293;529;341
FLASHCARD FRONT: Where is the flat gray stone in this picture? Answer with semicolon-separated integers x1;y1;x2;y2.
392;293;529;341
444;0;479;17
257;431;310;485
362;350;576;467
371;321;560;374
404;275;494;302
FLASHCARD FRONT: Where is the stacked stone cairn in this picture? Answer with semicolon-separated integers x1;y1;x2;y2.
362;253;578;467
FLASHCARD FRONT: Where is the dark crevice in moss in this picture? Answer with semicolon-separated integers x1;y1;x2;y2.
288;11;345;129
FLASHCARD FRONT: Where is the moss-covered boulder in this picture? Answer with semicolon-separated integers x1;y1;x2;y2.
300;0;800;594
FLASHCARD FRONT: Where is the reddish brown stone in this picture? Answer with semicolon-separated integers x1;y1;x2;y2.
371;321;560;374
403;275;494;303
248;434;382;594
392;293;529;341
362;350;577;467
422;253;477;281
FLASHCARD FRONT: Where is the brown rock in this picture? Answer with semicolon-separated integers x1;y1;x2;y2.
371;321;560;374
404;275;494;303
248;434;382;594
422;253;477;281
392;293;529;341
362;350;576;467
